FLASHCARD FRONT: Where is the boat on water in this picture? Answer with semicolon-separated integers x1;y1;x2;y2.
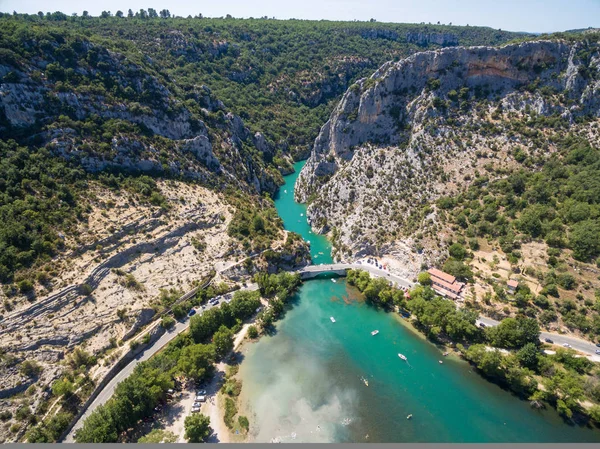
300;213;304;217
284;189;287;194
371;330;379;336
407;414;413;420
330;316;336;323
398;353;407;361
331;278;337;283
362;377;369;387
439;360;443;364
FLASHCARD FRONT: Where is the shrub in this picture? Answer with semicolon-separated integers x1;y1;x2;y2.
247;325;259;339
161;316;176;329
223;397;237;429
18;279;34;294
81;283;93;295
238;415;249;431
19;360;43;378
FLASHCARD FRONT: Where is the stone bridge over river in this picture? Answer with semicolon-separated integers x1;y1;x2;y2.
296;263;414;290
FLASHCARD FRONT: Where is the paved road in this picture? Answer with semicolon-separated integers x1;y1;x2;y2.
476;316;600;360
64;283;258;442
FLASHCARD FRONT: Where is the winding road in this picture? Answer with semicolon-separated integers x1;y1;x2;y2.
63;283;258;442
476;316;600;361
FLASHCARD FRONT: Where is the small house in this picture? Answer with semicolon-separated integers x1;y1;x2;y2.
507;279;519;294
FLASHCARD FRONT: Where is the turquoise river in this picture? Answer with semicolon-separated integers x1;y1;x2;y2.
236;161;600;443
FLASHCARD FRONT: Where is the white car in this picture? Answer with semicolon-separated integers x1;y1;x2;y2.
562;343;571;348
195;395;206;402
196;389;207;395
191;405;201;413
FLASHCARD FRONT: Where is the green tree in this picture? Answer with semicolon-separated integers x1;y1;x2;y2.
247;325;259;339
570;220;600;261
448;243;468;260
75;404;118;443
543;371;585;419
417;272;432;286
485;317;540;349
516;342;539;370
184;413;212;443
442;259;473;282
52;378;74;397
177;343;215;380
212;325;234;359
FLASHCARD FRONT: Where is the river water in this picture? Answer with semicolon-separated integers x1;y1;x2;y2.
236;161;600;443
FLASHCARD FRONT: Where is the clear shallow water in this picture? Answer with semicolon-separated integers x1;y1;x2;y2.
237;162;600;443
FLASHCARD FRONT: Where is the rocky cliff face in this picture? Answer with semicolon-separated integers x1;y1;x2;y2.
296;39;600;274
0;38;278;194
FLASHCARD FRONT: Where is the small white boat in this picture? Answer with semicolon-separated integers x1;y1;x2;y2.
300;213;304;217
407;414;413;420
398;353;407;361
371;330;379;336
362;377;369;387
284;189;287;194
331;278;336;283
439;360;443;364
330;317;336;323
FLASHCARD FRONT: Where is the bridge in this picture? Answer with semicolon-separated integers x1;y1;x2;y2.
296;263;414;290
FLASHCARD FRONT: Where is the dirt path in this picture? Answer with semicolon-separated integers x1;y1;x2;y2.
162;387;195;442
202;362;229;443
201;322;253;442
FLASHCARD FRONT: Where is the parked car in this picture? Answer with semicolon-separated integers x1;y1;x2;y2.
596;349;600;355
596;343;600;348
191;405;201;413
562;343;571;348
196;389;207;395
544;338;554;344
479;323;486;328
195;395;206;402
188;309;196;317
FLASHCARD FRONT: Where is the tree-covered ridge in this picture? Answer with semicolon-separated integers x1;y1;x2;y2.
438;136;600;265
0;12;524;157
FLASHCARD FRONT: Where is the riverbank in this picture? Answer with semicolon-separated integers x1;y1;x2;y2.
242;279;600;441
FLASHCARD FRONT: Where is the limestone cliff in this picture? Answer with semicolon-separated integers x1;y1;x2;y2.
296;39;600;275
